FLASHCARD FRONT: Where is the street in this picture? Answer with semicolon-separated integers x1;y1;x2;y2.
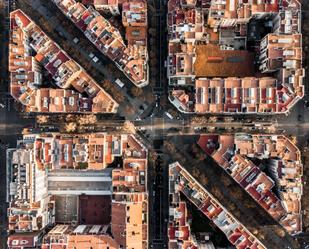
0;0;309;248
16;0;156;120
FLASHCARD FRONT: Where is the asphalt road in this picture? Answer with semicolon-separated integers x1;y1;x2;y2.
0;0;309;248
166;135;301;249
0;96;35;248
0;1;36;248
16;0;155;120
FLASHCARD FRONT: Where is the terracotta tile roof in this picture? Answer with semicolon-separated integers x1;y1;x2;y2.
195;44;255;78
9;9;118;114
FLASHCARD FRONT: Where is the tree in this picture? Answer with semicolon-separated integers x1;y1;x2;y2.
124;105;135;115
229;202;237;211
130;87;143;97
191;144;200;154
78;114;97;125
107;63;116;72
110;87;125;103
149;57;157;67
208;116;217;123
210;186;223;200
230;185;244;200
243;199;256;209
149;51;157;59
37;115;49;124
145;92;155;103
122;121;135;134
65;122;77;133
164;141;177;154
148;28;156;36
196;152;207;161
167;108;178;118
220;174;231;187
191;144;207;161
102;79;112;91
149;151;158;162
65;114;76;122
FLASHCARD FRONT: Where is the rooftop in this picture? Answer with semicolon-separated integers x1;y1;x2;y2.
169;162;266;249
195;44;255;78
9;9;118;114
54;0;149;87
8;133;149;249
198;133;303;234
167;0;304;114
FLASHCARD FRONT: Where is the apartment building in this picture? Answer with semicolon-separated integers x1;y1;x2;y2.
169;162;266;249
6;137;55;249
207;0;279;30
9;9;118;114
83;0;121;15
167;42;196;86
169;198;198;248
7;133;148;249
167;0;204;86
167;1;205;43
259;33;304;109
112;134;149;249
32;133;123;170
167;0;304;114
7;232;41;249
207;0;300;33
198;134;303;234
41;224;120;249
53;0;149;87
168;89;195;113
194;76;300;113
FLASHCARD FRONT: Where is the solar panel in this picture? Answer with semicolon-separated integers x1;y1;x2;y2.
73;225;86;234
89;225;101;234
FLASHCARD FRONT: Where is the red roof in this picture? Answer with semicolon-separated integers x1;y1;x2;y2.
13;10;31;28
246;185;262;201
198;135;219;156
79;195;112;225
168;226;176;240
8;234;36;248
76;19;87;31
228;228;242;244
239;166;260;187
45;52;70;76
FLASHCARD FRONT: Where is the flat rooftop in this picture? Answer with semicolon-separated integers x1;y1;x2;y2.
79;195;111;225
194;44;255;78
55;195;78;223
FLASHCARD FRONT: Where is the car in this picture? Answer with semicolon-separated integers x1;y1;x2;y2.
58;31;65;38
115;78;125;88
128;162;140;168
73;37;79;44
155;96;160;107
92;56;99;63
165;112;173;119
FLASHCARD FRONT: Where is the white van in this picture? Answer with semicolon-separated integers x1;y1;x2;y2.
115;78;125;88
